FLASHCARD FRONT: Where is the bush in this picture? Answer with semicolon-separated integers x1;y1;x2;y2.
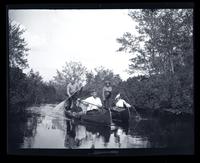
120;73;193;114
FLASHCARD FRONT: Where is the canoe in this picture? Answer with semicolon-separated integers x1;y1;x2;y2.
64;102;112;126
110;107;130;124
64;109;112;126
85;124;111;142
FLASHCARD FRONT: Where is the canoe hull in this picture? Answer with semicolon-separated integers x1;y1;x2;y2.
111;107;130;124
64;109;112;126
81;110;111;126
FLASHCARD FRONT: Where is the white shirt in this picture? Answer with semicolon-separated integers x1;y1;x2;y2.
82;96;102;111
116;99;131;108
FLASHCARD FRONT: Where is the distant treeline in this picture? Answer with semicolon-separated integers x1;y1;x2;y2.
9;65;193;115
9;67;56;113
9;62;193;115
9;9;193;116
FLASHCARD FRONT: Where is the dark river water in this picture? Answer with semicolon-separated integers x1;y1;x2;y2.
8;104;194;151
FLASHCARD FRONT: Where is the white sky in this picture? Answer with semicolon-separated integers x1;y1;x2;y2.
9;9;138;81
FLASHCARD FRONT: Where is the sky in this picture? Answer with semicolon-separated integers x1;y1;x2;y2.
9;9;138;81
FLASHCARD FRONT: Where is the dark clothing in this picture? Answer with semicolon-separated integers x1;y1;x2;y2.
103;98;111;110
103;86;112;99
102;86;112;109
66;93;77;110
66;88;82;111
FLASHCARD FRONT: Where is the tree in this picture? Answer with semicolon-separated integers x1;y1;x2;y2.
84;66;122;100
9;20;30;112
9;20;29;69
53;61;88;100
26;69;44;105
116;9;193;113
9;67;29;112
54;61;87;86
117;9;193;76
9;21;59;117
41;82;57;103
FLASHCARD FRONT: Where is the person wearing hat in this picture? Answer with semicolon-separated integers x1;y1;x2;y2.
114;93;131;108
114;93;141;119
66;78;81;110
102;80;112;109
80;89;103;114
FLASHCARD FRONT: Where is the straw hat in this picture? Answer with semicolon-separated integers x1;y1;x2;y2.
115;93;120;100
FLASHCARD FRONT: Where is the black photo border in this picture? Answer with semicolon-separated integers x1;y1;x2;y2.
1;0;198;161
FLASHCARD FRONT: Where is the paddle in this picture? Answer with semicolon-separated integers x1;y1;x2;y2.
121;90;141;118
77;98;110;116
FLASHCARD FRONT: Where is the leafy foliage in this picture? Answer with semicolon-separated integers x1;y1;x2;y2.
9;10;193;117
9;22;58;114
52;61;88;100
9;68;57;113
117;9;193;113
117;9;193;76
83;66;122;100
9;20;29;69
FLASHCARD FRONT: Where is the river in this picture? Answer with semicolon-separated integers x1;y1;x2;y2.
8;104;194;151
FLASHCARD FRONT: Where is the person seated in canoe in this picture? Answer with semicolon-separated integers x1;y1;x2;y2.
113;94;141;119
66;78;82;110
114;93;131;109
102;80;112;110
78;89;103;115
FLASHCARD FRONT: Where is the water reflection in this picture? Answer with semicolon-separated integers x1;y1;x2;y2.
22;115;40;148
63;118;149;149
65;120;77;148
8;104;193;149
64;120;112;149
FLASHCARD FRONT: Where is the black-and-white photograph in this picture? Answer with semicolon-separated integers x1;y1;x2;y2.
7;6;194;154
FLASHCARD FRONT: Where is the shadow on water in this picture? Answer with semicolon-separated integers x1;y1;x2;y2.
64;120;112;149
8;106;42;151
128;118;194;149
8;104;194;151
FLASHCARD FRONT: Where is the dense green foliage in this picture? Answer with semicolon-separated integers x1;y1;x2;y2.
117;9;193;76
117;9;193;114
119;74;193;113
9;21;57;114
9;9;193;116
9;67;57;113
83;67;122;100
52;65;122;101
51;61;87;101
9;21;29;69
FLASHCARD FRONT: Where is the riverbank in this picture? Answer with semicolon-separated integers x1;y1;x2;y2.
135;106;193;121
